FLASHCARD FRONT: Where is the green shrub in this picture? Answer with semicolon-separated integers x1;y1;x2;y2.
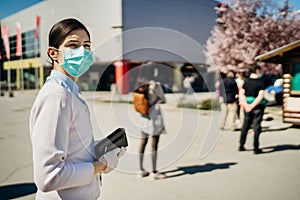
177;98;221;110
199;98;221;110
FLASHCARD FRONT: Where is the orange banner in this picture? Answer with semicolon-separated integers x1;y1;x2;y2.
34;15;41;39
1;26;10;60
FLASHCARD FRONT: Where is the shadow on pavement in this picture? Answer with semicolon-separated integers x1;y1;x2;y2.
262;144;300;154
0;183;37;199
261;125;292;132
163;162;237;179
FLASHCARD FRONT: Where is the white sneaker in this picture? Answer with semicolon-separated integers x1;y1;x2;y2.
150;172;166;180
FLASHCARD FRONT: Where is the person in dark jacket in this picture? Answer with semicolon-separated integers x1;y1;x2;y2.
219;70;239;131
238;65;267;154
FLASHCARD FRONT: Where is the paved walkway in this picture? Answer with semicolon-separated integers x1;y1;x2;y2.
0;90;299;200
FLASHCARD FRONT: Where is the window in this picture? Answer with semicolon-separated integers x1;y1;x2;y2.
23;30;40;59
2;29;40;61
291;62;300;92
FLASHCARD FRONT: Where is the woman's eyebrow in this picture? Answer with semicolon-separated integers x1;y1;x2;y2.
64;37;91;46
65;38;80;43
65;38;91;43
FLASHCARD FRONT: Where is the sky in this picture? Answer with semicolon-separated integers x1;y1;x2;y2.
284;0;300;9
217;0;300;11
0;0;300;20
0;0;43;20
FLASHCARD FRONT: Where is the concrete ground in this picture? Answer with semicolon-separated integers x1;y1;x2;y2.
0;90;299;200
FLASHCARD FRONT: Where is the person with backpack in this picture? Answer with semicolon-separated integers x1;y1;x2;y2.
135;79;167;180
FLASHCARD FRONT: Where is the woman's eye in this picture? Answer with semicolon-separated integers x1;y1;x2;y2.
68;44;79;48
84;44;91;50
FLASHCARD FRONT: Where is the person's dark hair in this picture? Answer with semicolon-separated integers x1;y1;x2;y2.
48;18;90;48
220;72;226;79
249;65;261;74
227;70;235;77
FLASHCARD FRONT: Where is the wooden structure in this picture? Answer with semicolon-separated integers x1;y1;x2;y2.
255;40;300;125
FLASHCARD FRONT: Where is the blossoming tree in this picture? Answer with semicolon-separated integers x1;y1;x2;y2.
206;0;300;74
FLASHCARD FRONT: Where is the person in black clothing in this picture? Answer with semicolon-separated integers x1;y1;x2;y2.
238;66;267;154
219;70;239;131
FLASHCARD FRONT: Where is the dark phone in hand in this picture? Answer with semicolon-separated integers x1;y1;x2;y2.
94;128;128;160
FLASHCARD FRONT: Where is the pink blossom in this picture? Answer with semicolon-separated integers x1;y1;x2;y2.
206;0;300;74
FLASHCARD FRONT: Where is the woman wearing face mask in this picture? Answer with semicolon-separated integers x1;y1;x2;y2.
29;18;123;199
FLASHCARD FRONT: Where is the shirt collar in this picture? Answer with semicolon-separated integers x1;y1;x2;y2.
47;70;81;96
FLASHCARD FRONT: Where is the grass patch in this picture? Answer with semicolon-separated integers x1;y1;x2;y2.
177;102;198;109
177;98;221;111
199;98;221;110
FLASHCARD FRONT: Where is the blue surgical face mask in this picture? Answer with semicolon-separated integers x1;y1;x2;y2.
59;46;94;77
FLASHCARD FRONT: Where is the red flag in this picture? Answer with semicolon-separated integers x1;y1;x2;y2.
34;15;41;39
1;26;10;60
16;22;22;57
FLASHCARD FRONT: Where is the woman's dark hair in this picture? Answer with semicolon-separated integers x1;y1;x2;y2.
47;18;90;67
48;18;90;48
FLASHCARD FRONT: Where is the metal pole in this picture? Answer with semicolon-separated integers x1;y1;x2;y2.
21;59;24;91
35;67;38;90
8;60;13;97
7;61;10;91
34;35;39;90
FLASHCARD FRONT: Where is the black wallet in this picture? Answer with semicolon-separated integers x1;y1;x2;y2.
94;128;128;160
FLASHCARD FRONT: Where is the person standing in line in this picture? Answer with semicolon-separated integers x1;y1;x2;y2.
215;79;221;99
29;18;124;199
215;72;226;100
235;71;245;128
238;65;267;154
219;70;239;131
137;78;167;180
183;75;195;95
235;71;245;90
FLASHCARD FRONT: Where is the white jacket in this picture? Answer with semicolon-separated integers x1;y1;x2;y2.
29;73;100;199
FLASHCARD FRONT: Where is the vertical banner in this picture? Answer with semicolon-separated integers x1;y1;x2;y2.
1;26;10;60
16;22;22;57
34;15;41;89
1;25;12;96
34;15;41;39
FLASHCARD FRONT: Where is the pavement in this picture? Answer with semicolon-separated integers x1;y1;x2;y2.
0;90;299;200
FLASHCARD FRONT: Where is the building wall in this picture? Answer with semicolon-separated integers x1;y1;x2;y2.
1;0;218;92
2;0;216;64
1;0;123;65
122;0;217;63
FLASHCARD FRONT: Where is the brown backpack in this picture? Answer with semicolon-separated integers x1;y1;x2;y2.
133;84;149;115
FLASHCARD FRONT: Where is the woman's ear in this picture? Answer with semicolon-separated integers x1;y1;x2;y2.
47;47;59;62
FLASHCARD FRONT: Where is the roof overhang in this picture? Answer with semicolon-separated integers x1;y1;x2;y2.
255;40;300;64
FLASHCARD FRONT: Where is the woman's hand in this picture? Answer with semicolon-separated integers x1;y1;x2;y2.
93;157;107;175
93;147;127;175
